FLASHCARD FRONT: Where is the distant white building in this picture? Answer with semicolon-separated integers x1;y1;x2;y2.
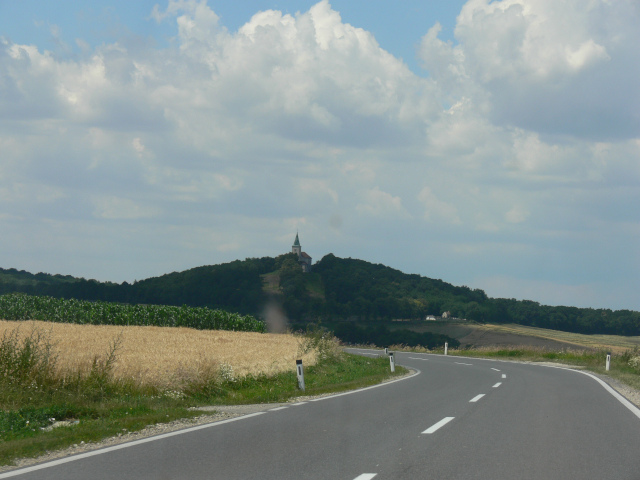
292;233;312;272
425;315;437;321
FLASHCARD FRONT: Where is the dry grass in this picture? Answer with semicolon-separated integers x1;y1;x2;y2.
0;320;316;389
479;323;640;353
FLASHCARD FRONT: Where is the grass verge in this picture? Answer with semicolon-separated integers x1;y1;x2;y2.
390;343;640;391
0;326;405;467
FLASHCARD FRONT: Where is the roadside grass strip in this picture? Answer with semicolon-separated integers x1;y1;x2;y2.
0;361;419;475
422;417;455;434
0;413;268;479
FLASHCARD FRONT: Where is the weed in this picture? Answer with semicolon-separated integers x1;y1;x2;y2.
0;327;57;390
0;322;405;467
297;324;342;362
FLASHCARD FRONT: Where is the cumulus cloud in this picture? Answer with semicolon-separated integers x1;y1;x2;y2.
0;0;638;309
420;0;640;140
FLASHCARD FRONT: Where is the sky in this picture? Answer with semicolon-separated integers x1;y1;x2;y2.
0;0;639;311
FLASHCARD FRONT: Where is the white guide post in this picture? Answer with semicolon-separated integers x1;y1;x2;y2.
389;352;395;373
296;359;305;391
606;353;611;371
384;347;388;355
444;342;448;356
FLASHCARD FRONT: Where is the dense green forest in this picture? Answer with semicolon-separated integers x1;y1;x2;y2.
1;253;638;337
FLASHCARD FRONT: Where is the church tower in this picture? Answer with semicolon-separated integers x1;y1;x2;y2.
292;233;302;256
292;233;312;272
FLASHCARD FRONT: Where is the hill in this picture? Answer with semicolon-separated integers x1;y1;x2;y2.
1;254;639;338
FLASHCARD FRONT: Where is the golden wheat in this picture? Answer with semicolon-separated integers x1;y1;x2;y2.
0;320;316;389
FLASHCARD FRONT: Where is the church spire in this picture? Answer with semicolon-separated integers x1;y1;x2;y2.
292;232;302;256
291;232;311;272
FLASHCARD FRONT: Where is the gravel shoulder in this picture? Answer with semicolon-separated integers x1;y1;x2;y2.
2;365;637;474
0;371;414;473
518;361;640;408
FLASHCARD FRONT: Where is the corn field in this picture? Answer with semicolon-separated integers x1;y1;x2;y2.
0;294;266;333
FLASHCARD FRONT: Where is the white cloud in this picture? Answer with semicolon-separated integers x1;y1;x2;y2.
505;205;529;224
417;187;461;224
356;187;410;219
420;0;640;139
92;197;161;220
0;0;638;309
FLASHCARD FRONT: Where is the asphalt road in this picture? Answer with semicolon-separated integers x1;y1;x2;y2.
3;350;640;480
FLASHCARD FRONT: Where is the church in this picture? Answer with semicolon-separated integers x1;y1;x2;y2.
292;233;312;272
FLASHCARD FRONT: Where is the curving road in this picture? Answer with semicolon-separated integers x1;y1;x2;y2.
3;350;640;479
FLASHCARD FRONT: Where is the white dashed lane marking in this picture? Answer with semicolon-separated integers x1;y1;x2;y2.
353;474;377;480
422;417;455;434
469;394;485;403
454;362;473;366
491;368;501;371
493;382;502;388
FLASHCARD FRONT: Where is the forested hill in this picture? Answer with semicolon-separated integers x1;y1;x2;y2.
1;254;639;336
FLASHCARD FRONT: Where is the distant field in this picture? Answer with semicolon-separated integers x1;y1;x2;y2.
394;321;640;352
0;320;316;389
475;323;640;353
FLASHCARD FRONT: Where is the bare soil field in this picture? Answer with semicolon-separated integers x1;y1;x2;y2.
0;320;316;389
474;324;640;353
456;327;590;350
397;321;639;352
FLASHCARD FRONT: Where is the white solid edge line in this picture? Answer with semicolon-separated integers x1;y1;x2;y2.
422;416;455;434
387;350;640;421
1;362;421;478
538;364;640;420
0;412;267;479
310;367;421;402
353;474;377;480
469;394;485;403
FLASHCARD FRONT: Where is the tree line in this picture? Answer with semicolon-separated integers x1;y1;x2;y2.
1;254;638;337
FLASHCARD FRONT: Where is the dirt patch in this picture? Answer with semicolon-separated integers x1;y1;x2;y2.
261;273;281;295
458;329;590;350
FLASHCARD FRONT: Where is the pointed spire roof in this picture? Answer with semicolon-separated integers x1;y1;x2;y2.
293;232;300;247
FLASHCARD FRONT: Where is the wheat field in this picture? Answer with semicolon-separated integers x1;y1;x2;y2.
0;320;316;389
